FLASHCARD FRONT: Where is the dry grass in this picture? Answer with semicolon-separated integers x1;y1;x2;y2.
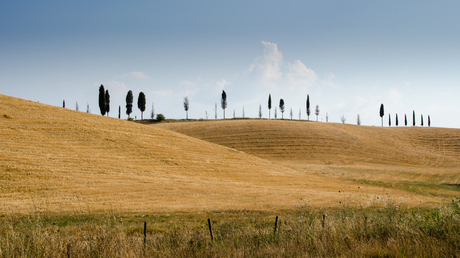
2;94;460;256
1;94;434;215
1;202;460;257
155;119;460;168
156;119;460;201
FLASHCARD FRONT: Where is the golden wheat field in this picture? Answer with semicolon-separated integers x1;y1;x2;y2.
0;94;458;215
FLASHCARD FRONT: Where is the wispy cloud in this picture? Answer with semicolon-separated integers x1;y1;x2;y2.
286;60;317;89
102;80;129;99
248;41;283;80
216;79;231;91
247;41;319;93
321;73;340;88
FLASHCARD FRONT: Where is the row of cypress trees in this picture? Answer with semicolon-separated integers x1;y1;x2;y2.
98;85;147;119
379;104;431;127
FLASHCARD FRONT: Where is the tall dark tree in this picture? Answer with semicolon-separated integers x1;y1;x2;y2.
279;99;285;119
137;92;146;120
421;114;424;126
105;89;110;116
357;114;361;125
268;94;272;119
98;85;106;116
63;100;65;108
388;114;391;127
258;104;262;119
413;110;416;126
118;105;121;119
126;90;133;118
306;94;311;121
290;107;293;120
315;105;320;121
183;96;190;120
221;90;227;119
428;115;431;127
405;114;408;126
396;114;399;126
379;103;384;127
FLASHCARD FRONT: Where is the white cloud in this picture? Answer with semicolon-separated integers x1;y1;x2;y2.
321;73;340;88
248;41;283;80
103;81;129;99
216;79;231;91
129;71;150;79
286;60;317;88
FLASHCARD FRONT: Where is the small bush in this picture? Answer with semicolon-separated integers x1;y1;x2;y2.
156;114;165;122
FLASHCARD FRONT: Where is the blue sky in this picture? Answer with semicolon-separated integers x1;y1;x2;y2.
1;1;459;127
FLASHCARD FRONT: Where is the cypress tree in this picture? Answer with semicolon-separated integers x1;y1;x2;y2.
428;115;431;127
315;105;320;121
98;85;106;116
379;104;384;127
389;114;391;127
268;94;272;119
396;114;399;126
306;94;311;121
259;104;262;119
126;90;133;118
279;99;285;119
183;96;189;120
105;89;110;116
221;90;227;119
413;111;416;126
421;114;424;126
137;92;146;120
405;114;407;126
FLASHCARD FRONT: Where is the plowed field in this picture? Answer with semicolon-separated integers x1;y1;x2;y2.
156;119;460;199
0;94;455;214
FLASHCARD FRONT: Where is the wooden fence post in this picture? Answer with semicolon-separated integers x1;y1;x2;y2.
144;221;147;245
207;219;214;241
274;216;279;233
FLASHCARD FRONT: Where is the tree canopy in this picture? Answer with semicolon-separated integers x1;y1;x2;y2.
221;90;227;119
126;90;133;118
98;85;106;116
137;92;146;120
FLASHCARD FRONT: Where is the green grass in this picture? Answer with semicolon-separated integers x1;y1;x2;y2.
1;201;460;257
353;179;460;199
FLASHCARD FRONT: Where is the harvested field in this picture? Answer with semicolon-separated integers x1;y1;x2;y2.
0;94;454;215
155;119;460;167
156;119;460;201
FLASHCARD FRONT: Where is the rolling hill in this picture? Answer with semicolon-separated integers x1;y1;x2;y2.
0;94;452;214
156;118;460;198
155;119;460;168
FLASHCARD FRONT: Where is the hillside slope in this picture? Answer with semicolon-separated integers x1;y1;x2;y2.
155;119;460;168
0;95;446;213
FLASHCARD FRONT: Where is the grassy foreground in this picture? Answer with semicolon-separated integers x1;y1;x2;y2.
1;201;460;257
